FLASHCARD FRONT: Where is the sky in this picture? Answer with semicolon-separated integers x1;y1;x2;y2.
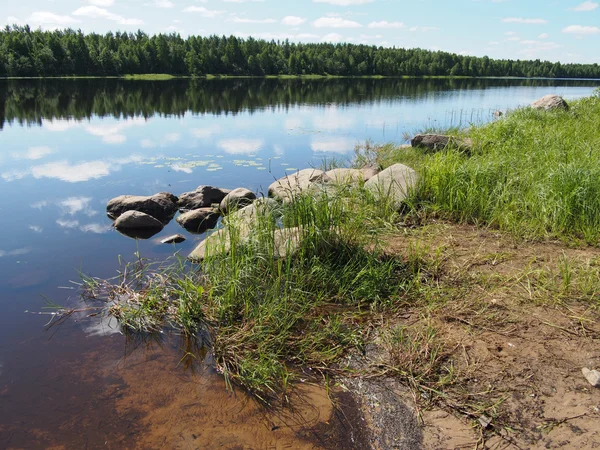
2;0;600;64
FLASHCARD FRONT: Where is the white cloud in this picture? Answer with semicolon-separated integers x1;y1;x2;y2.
141;139;156;148
571;1;598;11
57;219;80;229
182;6;225;17
409;26;439;32
84;117;146;144
72;6;143;25
151;0;174;7
282;16;306;26
218;138;264;154
29;225;43;233
322;32;344;42
223;0;265;2
367;21;404;29
313;17;362;28
562;24;600;35
502;17;548;24
88;0;115;5
28;11;80;26
313;0;374;4
538;33;549;39
231;17;277;24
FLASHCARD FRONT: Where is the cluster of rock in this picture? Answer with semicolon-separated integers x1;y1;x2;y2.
105;163;419;260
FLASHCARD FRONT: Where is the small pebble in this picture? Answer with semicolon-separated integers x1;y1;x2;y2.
582;368;600;387
161;234;186;244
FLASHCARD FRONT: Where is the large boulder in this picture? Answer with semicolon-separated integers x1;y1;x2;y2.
364;163;418;209
411;134;472;152
188;226;301;262
224;198;280;227
531;94;568;111
107;192;178;224
114;210;164;230
178;186;231;211
176;208;220;234
326;168;377;185
268;169;331;202
219;188;257;215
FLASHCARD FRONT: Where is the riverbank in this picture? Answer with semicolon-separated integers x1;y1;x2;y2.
80;91;600;448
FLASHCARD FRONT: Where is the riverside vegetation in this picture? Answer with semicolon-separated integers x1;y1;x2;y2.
75;91;600;447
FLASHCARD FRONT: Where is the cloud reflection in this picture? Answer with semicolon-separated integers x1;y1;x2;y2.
80;223;112;234
12;146;54;161
0;248;32;257
218;138;264;155
60;197;97;216
311;137;356;154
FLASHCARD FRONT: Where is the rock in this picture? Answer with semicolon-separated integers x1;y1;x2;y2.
360;167;379;179
224;198;280;227
220;188;257;215
364;163;418;209
188;228;231;262
273;227;302;258
160;234;186;244
176;208;220;234
268;168;331;202
188;225;301;262
493;110;503;118
531;94;569;111
114;210;164;230
116;228;162;240
326;168;376;184
178;186;231;211
582;368;600;387
107;192;178;224
411;134;472;152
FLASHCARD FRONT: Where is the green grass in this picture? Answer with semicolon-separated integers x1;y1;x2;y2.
359;91;600;243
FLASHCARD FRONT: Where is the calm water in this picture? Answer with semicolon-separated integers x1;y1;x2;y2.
0;78;598;449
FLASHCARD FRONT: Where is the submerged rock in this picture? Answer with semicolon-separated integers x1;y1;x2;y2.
114;210;164;230
364;163;418;209
176;208;220;234
326;168;377;184
220;188;257;215
268;168;331;202
178;186;230;210
411;134;472;152
531;94;569;111
160;234;186;244
107;192;178;224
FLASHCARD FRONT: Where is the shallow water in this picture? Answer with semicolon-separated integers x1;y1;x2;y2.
0;77;597;449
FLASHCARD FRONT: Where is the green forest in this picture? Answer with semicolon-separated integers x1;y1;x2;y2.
2;25;600;78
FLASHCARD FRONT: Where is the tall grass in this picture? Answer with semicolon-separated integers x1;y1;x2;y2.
378;94;600;243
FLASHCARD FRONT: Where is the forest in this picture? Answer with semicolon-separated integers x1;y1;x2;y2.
1;25;600;79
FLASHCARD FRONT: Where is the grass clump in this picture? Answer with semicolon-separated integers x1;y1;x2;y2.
417;95;600;242
81;185;415;401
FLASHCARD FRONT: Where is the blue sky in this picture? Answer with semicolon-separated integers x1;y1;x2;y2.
3;0;600;64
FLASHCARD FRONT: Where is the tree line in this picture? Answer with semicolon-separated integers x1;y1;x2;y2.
2;78;598;130
1;25;600;79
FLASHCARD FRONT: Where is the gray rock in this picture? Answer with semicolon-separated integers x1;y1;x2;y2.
114;210;164;230
326;168;376;184
364;163;418;209
178;186;231;211
176;208;220;234
220;187;257;215
188;225;301;262
268;168;331;202
107;192;178;224
582;368;600;387
531;94;569;111
411;134;472;152
493;110;503;118
160;234;186;244
224;197;280;227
